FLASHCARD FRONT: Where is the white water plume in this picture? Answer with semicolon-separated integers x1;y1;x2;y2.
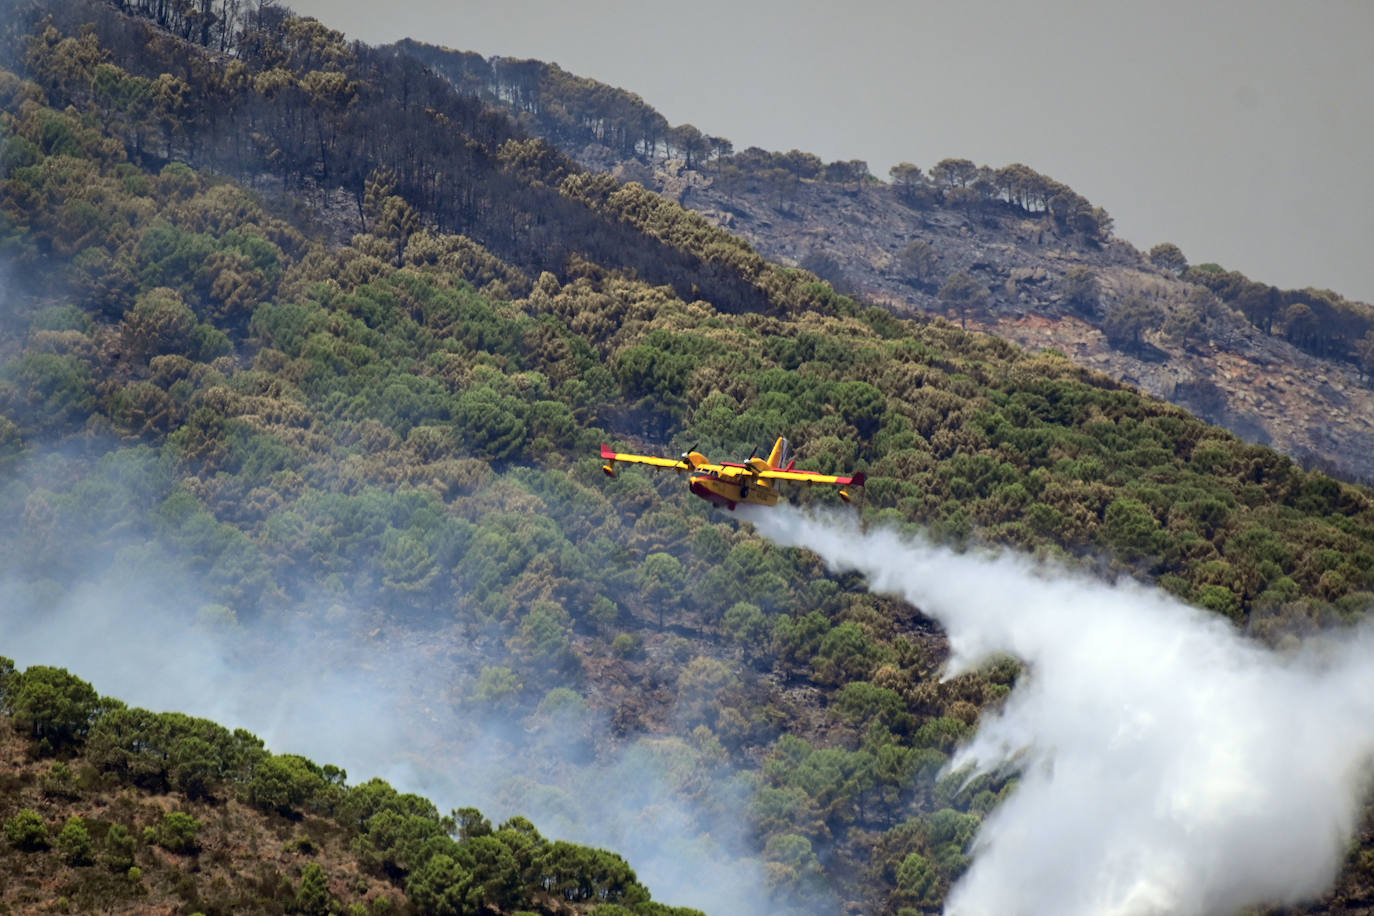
747;505;1374;916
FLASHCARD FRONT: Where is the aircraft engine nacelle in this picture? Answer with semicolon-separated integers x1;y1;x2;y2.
839;472;865;504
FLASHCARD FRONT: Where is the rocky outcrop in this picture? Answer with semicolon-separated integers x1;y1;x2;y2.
587;153;1374;483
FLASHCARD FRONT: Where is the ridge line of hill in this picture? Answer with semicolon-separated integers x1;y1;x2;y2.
392;38;1374;484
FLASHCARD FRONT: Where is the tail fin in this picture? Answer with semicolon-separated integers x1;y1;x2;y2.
766;437;792;469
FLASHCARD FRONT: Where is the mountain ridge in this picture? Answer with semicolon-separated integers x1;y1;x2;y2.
394;38;1374;483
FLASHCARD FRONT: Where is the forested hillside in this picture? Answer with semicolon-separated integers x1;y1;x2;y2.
0;659;699;915
2;1;1374;913
396;39;1374;484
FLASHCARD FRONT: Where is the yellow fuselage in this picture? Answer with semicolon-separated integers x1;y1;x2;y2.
688;470;779;510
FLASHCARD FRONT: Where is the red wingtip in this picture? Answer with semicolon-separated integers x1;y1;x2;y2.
850;471;866;487
601;444;615;460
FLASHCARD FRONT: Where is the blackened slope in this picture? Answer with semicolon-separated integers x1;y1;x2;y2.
391;36;1374;483
16;0;813;317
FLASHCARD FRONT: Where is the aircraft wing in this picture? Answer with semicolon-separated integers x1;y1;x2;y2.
601;444;689;472
755;469;867;487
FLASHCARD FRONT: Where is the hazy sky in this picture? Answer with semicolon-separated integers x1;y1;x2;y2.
287;0;1374;304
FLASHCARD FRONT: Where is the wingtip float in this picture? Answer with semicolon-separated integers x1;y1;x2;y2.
601;437;865;510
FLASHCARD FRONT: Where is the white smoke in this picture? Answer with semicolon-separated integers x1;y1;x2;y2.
0;552;767;916
747;505;1374;916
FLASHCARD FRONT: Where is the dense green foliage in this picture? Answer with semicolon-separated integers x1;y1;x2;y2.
1;5;1373;913
0;660;699;915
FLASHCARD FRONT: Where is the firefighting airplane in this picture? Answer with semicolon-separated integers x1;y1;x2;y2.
600;437;865;510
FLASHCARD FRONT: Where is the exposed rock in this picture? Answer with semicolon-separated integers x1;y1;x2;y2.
1010;266;1048;283
625;163;1374;484
610;159;655;185
559;134;1374;481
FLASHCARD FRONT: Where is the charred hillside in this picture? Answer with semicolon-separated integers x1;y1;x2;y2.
638;162;1374;485
5;0;843;321
397;39;1374;484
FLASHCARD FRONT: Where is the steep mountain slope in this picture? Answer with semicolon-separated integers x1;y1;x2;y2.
635;161;1374;483
3;3;1374;915
399;40;1374;484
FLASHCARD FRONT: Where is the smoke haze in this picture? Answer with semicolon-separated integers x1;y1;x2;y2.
0;548;768;915
748;505;1374;916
